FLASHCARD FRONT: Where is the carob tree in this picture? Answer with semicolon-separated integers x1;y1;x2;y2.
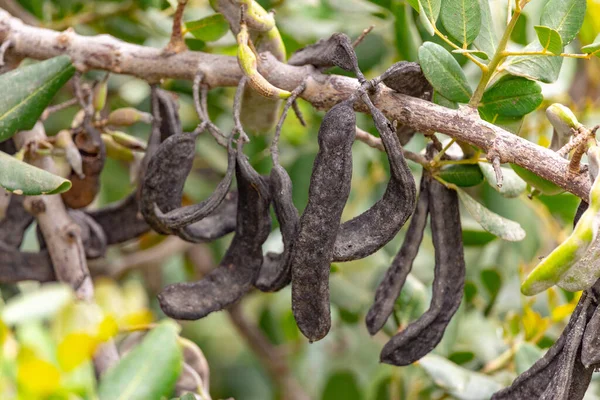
2;0;600;398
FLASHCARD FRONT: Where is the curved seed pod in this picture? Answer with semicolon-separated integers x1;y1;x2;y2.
380;178;465;366
237;23;291;100
87;193;149;245
68;210;107;259
288;33;364;81
152;142;236;230
291;99;356;342
380;62;433;99
574;201;588;228
176;191;238;243
365;174;429;335
0;195;34;248
158;149;272;320
140;132;197;235
156;89;182;143
522;147;600;296
582;302;600;368
332;97;416;262
0;243;55;283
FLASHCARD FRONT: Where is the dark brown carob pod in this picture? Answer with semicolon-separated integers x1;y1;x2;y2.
365;173;429;335
379;61;433;145
255;85;304;292
140;131;198;235
288;33;365;82
291;99;356;342
581;302;600;367
152;141;236;230
156;89;182;143
380;178;465;366
0;243;55;283
175;191;238;243
491;285;598;400
0;195;34;248
67;210;107;259
332;95;416;262
86;193;149;245
157;146;272;320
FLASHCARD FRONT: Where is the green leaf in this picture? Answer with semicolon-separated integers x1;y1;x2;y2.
418;42;473;103
540;0;586;46
98;321;182;400
534;25;563;55
0;150;71;195
408;0;419;11
510;164;564;195
473;0;497;58
418;0;442;36
581;33;600;57
433;91;459;109
393;2;421;61
2;283;72;325
479;75;543;118
479;162;527;198
504;40;563;83
440;0;481;46
455;187;526;241
419;354;503;399
185;13;229;42
511;12;530;45
452;48;488;60
438;164;484;187
462;228;497;246
0;55;75;141
321;371;362;400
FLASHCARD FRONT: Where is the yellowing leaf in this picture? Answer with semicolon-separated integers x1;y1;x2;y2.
0;320;8;346
57;332;98;372
522;306;550;341
97;315;119;342
122;310;154;330
17;356;61;396
551;302;578;322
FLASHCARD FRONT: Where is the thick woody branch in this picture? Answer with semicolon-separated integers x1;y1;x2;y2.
0;9;590;199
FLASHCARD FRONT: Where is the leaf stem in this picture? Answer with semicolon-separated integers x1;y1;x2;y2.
501;50;592;59
468;4;523;108
433;27;488;70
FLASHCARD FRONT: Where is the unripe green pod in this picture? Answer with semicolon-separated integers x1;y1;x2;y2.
107;107;152;127
510;164;564;195
101;133;134;162
107;130;147;151
93;80;108;112
438;164;484;187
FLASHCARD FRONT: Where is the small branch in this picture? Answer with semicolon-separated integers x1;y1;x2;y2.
352;25;374;48
165;0;188;54
355;126;428;166
41;97;79;120
501;50;591;59
0;10;591;199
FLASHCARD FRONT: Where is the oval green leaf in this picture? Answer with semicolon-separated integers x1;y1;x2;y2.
455;187;526;241
473;0;497;58
540;0;586;46
479;75;543;118
418;0;442;35
534;25;563;55
479;162;527;198
98;320;182;400
0;151;71;195
0;55;75;141
581;33;600;58
440;0;481;46
418;42;473;103
438;164;484;187
185;13;229;42
462;228;497;246
510;163;564;195
504;40;563;83
394;2;421;61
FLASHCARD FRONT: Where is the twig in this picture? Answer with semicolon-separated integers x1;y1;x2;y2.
192;68;228;147
0;38;11;66
233;76;250;142
352;25;374;48
165;0;188;54
272;81;307;164
355;126;428;166
41;97;79;120
0;10;592;199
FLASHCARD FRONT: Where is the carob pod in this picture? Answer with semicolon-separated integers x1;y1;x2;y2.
582;301;600;367
0;195;34;248
288;33;365;82
86;192;150;245
379;61;433;145
380;177;465;366
152;141;236;230
365;173;429;335
332;95;416;262
255;88;303;292
176;191;238;243
290;99;356;342
156;89;182;143
0;243;55;283
491;285;598;399
140;131;198;235
158;146;272;320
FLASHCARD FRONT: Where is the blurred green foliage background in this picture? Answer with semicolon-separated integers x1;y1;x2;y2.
2;0;600;399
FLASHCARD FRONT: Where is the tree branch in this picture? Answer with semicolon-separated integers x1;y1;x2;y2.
0;9;590;199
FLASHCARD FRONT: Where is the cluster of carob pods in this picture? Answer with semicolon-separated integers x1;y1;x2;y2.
2;32;600;397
